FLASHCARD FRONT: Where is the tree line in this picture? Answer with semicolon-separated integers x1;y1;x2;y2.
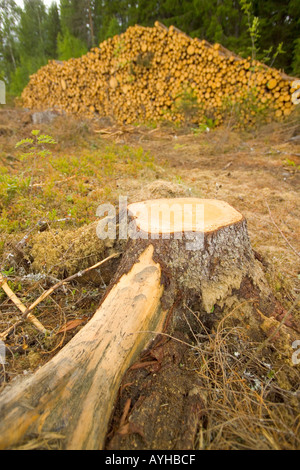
1;0;299;97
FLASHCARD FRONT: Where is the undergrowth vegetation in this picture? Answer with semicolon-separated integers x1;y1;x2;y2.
173;83;273;131
0;128;155;240
189;305;300;450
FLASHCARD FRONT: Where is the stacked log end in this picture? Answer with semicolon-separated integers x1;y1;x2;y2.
21;22;299;126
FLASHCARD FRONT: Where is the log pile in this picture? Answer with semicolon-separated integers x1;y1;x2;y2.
21;22;298;126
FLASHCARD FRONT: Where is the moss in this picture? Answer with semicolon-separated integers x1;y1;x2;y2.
28;351;42;369
28;222;114;277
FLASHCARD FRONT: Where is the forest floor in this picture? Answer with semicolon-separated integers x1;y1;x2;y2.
0;105;299;450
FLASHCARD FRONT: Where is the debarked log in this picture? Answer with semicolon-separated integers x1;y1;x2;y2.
0;198;268;450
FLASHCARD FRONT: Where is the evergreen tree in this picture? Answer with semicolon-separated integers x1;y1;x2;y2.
60;0;94;48
10;0;49;94
129;0;161;27
252;0;300;72
57;28;87;60
0;0;21;83
95;0;129;42
18;0;48;59
292;39;300;77
44;2;61;58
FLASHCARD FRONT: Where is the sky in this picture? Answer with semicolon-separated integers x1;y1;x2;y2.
14;0;57;8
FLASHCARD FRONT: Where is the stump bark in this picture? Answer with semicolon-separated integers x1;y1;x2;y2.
0;198;268;450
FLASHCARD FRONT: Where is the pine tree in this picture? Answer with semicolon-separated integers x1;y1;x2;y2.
60;0;94;48
252;0;300;73
9;0;49;94
44;2;61;58
57;28;87;60
0;0;21;83
18;0;48;59
95;0;129;42
292;39;300;77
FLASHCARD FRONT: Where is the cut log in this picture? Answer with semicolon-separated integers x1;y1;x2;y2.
0;198;267;450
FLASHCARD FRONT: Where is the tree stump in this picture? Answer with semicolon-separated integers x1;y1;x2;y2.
0;198;268;450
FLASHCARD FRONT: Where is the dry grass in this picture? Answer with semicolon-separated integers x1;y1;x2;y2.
181;304;300;450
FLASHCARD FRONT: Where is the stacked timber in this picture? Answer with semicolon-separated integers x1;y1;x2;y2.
21;22;299;126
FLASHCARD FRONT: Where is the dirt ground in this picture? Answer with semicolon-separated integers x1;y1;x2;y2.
0;105;299;450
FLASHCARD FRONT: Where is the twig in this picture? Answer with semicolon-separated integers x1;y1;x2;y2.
266;201;300;258
0;273;48;337
0;252;121;341
22;252;121;318
0;320;24;341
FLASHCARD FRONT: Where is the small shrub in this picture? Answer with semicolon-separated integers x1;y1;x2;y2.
173;85;200;125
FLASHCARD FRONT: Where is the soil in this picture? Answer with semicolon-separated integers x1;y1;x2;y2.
105;331;206;450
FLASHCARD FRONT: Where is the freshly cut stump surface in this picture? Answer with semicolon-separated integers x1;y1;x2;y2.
128;198;243;234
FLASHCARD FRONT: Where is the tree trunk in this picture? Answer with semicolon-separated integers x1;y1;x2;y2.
0;198;268;450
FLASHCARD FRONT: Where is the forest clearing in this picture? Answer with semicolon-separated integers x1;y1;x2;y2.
0;0;300;453
0;103;299;450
